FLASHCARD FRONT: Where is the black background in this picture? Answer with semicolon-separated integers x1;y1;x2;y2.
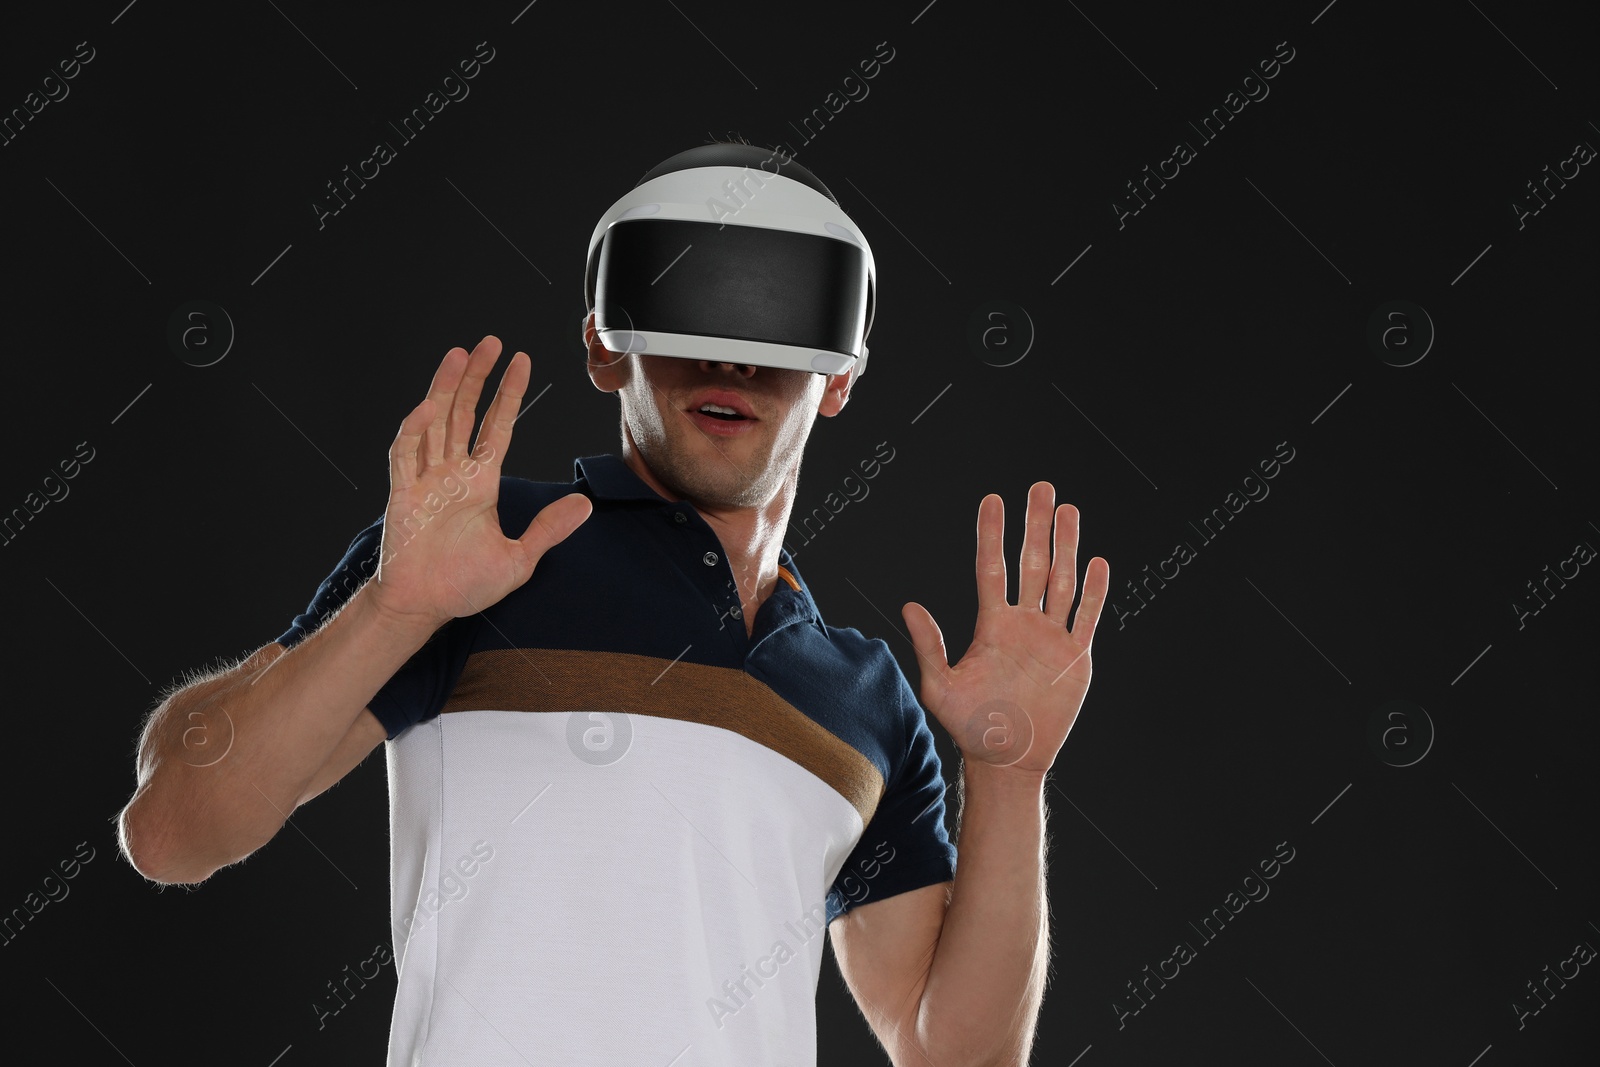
1;1;1594;1064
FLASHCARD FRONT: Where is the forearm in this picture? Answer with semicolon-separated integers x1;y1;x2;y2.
123;582;437;882
914;759;1049;1067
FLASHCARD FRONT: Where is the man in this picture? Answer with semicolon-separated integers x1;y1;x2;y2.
117;142;1109;1066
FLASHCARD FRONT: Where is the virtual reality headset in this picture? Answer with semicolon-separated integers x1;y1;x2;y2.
583;143;876;378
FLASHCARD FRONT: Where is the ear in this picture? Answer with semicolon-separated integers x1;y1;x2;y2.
817;364;857;417
583;312;629;393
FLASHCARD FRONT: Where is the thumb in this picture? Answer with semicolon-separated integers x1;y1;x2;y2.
901;602;952;707
518;492;593;563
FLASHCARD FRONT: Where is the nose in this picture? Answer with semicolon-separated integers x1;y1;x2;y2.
696;360;756;377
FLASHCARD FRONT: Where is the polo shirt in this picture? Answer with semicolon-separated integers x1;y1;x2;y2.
273;453;958;1066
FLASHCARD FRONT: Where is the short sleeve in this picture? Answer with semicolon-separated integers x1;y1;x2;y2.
272;514;477;741
826;671;957;924
275;515;384;650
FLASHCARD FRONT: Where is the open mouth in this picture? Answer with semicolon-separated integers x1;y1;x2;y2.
695;404;749;421
687;403;757;435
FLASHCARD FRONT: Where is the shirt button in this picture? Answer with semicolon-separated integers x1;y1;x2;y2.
702;551;719;566
729;607;742;619
673;511;687;524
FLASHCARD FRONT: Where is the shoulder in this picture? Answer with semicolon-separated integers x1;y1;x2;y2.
821;620;893;667
820;621;923;731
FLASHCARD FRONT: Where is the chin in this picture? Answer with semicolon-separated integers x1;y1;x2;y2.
689;448;781;507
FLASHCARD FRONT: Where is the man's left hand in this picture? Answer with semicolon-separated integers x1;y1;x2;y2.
902;482;1110;775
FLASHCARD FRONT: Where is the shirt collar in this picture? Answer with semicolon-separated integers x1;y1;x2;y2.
573;452;672;503
573;454;826;631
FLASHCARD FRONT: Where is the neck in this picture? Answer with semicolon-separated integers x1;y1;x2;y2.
619;440;798;630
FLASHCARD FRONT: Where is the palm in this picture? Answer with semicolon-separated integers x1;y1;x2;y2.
371;336;592;628
901;484;1109;775
382;494;525;621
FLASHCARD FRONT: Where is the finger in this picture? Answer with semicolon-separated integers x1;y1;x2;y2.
389;397;434;495
1070;556;1111;646
517;492;593;566
446;335;501;460
1017;482;1056;611
1043;503;1080;626
975;493;1007;611
421;346;470;470
901;602;953;705
472;349;530;470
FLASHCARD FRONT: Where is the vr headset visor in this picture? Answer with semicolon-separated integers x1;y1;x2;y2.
584;149;876;378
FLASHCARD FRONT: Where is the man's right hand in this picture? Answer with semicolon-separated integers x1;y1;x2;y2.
370;335;592;630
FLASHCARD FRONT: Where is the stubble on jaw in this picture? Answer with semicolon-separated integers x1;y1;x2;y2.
632;414;794;511
621;369;825;512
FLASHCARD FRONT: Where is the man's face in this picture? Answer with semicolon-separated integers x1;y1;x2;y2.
586;324;852;509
